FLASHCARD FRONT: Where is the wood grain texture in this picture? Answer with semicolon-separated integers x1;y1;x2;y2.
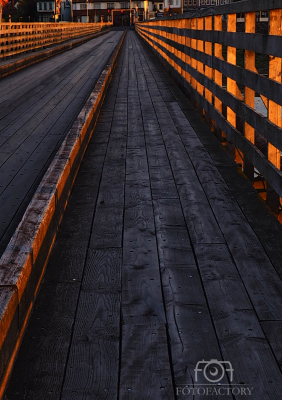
146;145;170;168
195;243;282;399
152;196;228;396
153;199;195;267
119;324;174;400
61;249;122;400
126;147;149;182
132;36;232;399
89;122;126;248
150;99;225;244
122;263;166;324
123;202;158;266
125;180;151;207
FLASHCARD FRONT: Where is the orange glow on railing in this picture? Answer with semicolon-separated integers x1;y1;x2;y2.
136;1;282;215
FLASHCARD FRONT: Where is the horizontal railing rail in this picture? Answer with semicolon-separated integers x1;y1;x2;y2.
136;0;282;213
0;22;112;59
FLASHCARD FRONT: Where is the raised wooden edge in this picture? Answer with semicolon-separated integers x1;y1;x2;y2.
0;29;126;399
0;28;112;79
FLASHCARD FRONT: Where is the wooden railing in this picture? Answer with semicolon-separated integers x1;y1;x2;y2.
0;22;112;59
136;0;282;213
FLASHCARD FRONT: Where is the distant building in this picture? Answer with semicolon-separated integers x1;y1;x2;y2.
184;0;233;7
61;0;72;21
37;0;72;22
72;0;233;24
72;0;154;25
38;0;234;25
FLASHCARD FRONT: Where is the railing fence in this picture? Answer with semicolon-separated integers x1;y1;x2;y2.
0;22;112;59
136;0;282;215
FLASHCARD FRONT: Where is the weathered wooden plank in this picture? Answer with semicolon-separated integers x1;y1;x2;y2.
149;167;179;200
89;123;126;249
119;324;174;400
127;134;146;149
142;120;160;133
61;249;122;400
89;196;124;250
123;201;159;267
167;303;232;397
174;176;224;244
128;118;144;134
122;44;167;323
122;263;166;324
146;145;169;167
144;132;164;147
125;180;151;207
195;244;282;398
4;281;80;400
126;147;149;182
153;199;195;266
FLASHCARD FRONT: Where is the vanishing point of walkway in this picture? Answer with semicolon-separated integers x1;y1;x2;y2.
5;31;282;399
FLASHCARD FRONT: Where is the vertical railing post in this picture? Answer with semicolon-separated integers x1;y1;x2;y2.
171;19;175;70
227;13;237;128
166;19;170;64
175;18;181;74
158;20;161;49
244;11;256;182
226;13;239;160
185;17;191;88
190;18;197;92
180;18;185;76
204;15;212;127
163;18;167;61
214;14;223;140
197;16;204;116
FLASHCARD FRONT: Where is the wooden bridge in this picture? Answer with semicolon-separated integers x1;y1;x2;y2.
1;1;282;399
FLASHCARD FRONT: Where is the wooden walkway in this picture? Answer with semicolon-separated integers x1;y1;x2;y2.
5;31;282;400
0;30;123;257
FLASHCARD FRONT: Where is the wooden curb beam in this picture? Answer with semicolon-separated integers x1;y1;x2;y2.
0;29;126;399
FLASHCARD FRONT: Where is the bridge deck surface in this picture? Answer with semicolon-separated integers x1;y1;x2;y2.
5;31;282;400
0;30;123;257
